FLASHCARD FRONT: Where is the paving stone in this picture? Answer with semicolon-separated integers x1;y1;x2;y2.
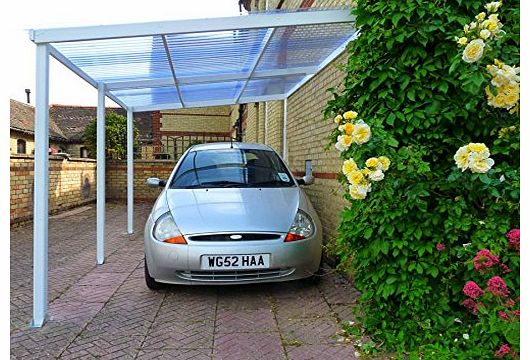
136;348;212;360
331;304;355;324
213;332;285;360
216;308;276;333
286;344;358;360
318;271;360;305
278;316;341;345
275;296;330;319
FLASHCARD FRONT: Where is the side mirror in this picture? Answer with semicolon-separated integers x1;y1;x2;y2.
298;175;314;186
146;177;166;188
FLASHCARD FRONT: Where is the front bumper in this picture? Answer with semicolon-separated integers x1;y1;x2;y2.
144;218;322;285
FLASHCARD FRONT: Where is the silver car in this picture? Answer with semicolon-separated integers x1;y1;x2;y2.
143;142;322;288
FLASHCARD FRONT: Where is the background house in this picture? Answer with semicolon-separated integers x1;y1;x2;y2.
10;99;154;158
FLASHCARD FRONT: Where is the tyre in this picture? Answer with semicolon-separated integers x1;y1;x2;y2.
304;253;324;285
144;258;165;290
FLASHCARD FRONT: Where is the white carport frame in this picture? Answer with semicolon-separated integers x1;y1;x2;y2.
29;8;356;327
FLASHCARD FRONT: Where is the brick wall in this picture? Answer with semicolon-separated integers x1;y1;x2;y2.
10;155;97;224
106;160;176;202
159;106;232;134
264;101;284;153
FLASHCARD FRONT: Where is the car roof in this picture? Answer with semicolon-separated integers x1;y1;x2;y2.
189;142;274;152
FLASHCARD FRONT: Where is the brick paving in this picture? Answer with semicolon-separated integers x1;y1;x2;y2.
11;203;361;359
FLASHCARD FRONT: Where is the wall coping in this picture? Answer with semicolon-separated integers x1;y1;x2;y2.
10;154;97;163
107;159;176;164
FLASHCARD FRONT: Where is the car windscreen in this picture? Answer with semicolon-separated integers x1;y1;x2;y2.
169;148;296;189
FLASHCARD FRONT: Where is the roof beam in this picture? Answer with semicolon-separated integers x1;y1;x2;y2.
106;66;318;91
131;93;286;112
234;28;276;104
29;9;353;44
161;35;185;107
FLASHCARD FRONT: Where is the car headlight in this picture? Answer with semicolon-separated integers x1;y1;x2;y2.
153;212;187;244
285;209;315;242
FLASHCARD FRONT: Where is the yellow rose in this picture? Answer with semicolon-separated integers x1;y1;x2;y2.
342;159;358;175
378;156;391;171
352;121;371;145
361;167;371;176
475;12;486;21
484;1;502;13
467;143;488;154
348;183;371;200
342;122;354;136
479;29;491;39
365;157;379;168
349;185;366;200
368;169;385;182
347;170;365;185
462;39;485;63
457;37;468;46
463;24;470;33
343;111;358;120
334;115;343;124
340;135;353;147
454;145;470;171
469;157;495;173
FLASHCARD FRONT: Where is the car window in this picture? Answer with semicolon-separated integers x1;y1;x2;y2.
169;148;296;188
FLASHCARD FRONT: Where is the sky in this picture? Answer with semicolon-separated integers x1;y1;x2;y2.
5;0;247;107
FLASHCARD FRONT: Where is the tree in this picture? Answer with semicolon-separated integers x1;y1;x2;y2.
83;112;139;159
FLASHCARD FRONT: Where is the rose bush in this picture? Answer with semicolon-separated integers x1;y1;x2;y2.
324;0;519;357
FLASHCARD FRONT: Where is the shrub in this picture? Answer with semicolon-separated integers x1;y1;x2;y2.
83;112;139;159
324;0;519;355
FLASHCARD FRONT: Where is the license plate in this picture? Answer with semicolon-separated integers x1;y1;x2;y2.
201;254;270;270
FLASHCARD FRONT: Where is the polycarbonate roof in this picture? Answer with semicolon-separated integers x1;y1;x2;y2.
29;8;357;111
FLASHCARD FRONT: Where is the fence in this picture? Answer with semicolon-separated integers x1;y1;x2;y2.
139;134;235;160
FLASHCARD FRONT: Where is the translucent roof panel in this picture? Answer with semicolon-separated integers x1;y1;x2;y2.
166;29;270;77
109;86;180;108
242;75;306;98
255;23;355;71
35;8;356;110
53;36;172;83
180;81;244;105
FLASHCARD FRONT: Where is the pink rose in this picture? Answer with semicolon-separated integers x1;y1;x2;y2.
436;243;445;251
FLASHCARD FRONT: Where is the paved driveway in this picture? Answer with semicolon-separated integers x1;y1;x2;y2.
11;203;360;359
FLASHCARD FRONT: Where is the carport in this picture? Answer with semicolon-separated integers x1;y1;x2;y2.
28;7;357;327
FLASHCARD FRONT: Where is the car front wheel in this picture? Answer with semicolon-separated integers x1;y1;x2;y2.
144;258;165;290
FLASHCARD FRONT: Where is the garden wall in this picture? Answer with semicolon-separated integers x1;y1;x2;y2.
10;154;97;225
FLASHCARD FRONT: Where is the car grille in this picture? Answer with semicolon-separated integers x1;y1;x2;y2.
176;268;295;282
187;233;282;241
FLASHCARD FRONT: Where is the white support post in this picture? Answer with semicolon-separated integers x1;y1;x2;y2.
127;109;134;234
282;98;288;162
97;83;106;264
32;44;50;328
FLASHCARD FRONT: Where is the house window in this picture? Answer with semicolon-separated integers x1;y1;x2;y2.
17;139;26;154
80;147;89;158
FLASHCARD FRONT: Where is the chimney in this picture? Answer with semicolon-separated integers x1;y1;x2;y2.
25;89;31;104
